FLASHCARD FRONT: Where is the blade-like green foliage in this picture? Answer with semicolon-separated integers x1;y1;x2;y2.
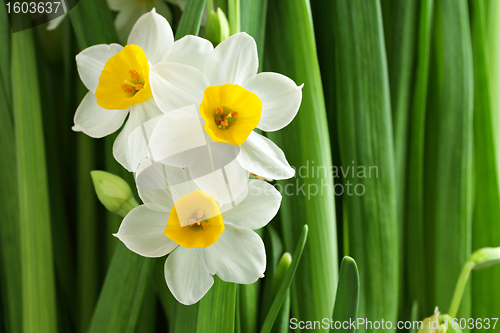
0;36;20;333
331;257;359;333
265;0;338;327
260;225;308;333
196;277;237;333
270;253;291;333
87;243;154;333
424;0;473;319
406;0;434;317
470;0;500;323
12;28;58;333
331;1;399;331
0;4;10;103
76;134;98;332
175;0;207;39
241;0;267;70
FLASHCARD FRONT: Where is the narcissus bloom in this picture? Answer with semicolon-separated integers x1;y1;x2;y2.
73;9;213;171
149;32;303;180
115;161;281;305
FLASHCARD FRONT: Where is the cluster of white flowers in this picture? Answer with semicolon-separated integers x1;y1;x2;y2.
73;9;302;305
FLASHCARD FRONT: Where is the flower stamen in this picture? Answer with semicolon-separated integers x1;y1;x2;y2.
214;106;238;130
188;210;209;229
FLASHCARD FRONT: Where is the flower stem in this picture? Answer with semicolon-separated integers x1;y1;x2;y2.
228;0;240;34
207;0;214;13
448;260;474;318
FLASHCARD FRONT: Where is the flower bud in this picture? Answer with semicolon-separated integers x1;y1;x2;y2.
206;8;230;46
469;247;500;270
90;170;138;217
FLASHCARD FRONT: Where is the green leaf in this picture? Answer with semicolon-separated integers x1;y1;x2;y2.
270;253;291;333
260;225;308;333
68;0;119;48
259;225;283;325
331;257;359;333
265;0;338;326
175;0;207;39
405;0;434;317
12;28;58;333
171;302;199;333
196;276;237;333
470;0;500;322
241;0;267;69
0;30;20;333
424;0;473;319
87;243;154;333
0;4;10;104
331;0;399;330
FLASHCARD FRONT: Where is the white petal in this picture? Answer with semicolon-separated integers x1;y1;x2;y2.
148;106;207;163
150;62;207;113
165;247;214;305
221;179;281;230
206;224;265;284
113;98;163;172
205;32;258;85
127;8;174;64
135;159;175;213
72;92;129;138
242;73;303;132
153;1;174;25
76;44;123;93
238;132;295;180
164;35;214;71
115;205;177;257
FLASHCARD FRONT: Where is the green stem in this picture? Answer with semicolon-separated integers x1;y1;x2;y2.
449;260;474;318
207;0;214;13
228;0;240;34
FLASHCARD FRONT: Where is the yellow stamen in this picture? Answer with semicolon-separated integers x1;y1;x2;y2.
95;44;152;110
164;190;224;248
200;84;262;146
129;70;141;81
121;84;135;93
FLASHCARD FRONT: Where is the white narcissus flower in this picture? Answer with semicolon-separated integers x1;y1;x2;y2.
115;160;282;305
149;32;303;180
73;9;213;172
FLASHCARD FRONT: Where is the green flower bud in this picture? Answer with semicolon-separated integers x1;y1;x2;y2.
272;252;292;295
90;170;138;217
469;247;500;270
206;8;230;46
438;314;463;333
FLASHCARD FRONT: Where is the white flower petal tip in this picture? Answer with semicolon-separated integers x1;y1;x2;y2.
238;132;295;180
165;248;214;305
73;92;129;139
242;72;303;132
128;8;174;64
207;225;266;284
116;205;177;258
205;32;258;85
